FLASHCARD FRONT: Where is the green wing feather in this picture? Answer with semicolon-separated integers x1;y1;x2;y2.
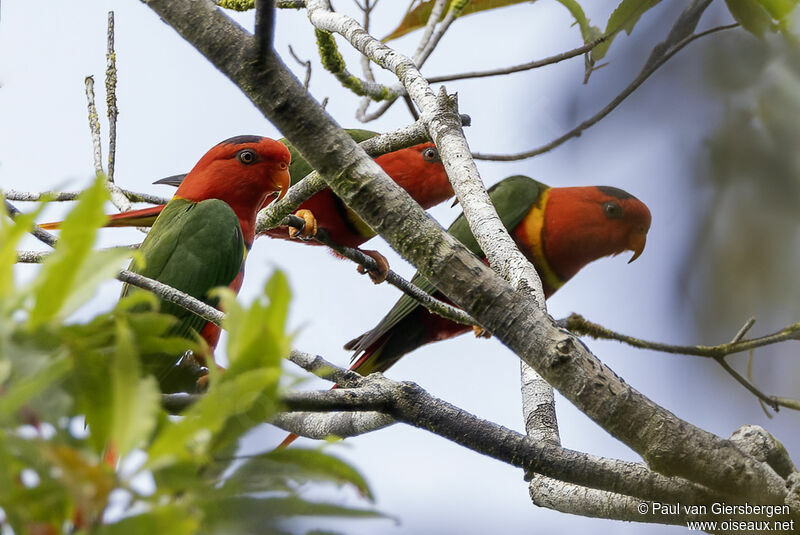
348;175;547;358
447;175;547;256
123;197;245;340
282;129;378;186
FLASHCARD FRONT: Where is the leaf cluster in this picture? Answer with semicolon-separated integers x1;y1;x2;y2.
0;181;377;534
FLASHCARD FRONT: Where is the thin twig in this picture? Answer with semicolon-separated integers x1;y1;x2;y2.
105;12;119;187
472;23;739;161
563;313;800;412
4;200;58;248
288;44;312;88
2;188;170;205
416;0;463;69
714;318;777;412
427;33;613;84
85;76;105;177
413;0;446;65
563;313;800;359
5;199;224;327
16;245;140;264
284;215;475;326
359;0;376;83
86;74;131;211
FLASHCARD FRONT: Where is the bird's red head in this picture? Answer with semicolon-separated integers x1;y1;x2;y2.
374;143;453;208
542;185;651;283
175;135;291;242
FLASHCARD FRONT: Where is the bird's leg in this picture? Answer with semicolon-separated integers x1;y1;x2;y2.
357;249;390;284
289;209;318;239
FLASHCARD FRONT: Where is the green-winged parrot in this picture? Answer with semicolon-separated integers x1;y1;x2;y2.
278;175;651;448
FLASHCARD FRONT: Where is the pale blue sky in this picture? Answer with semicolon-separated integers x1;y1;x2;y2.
2;2;797;534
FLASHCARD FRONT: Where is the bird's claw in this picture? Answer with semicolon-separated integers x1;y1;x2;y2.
357;249;390;284
289;209;318;240
472;325;492;339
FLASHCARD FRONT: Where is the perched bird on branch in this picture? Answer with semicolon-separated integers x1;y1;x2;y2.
277;175;651;448
88;136;291;392
43;130;452;283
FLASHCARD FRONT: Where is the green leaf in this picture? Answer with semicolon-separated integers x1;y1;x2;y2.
201;496;383;531
28;176;110;327
725;0;775;38
147;369;280;469
555;0;599;43
383;0;533;42
0;355;71;423
758;0;797;20
226;448;374;499
60;247;133;320
70;316;160;457
0;201;45;299
108;318;160;459
591;0;661;61
95;505;198;535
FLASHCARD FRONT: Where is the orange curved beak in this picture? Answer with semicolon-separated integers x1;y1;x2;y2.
275;168;291;201
627;229;648;263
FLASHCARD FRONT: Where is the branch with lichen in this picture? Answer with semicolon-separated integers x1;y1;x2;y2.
143;0;794;507
314;29;396;101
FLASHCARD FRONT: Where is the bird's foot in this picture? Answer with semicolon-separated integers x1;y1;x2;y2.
195;364;226;392
357;249;390;284
289;209;318;240
472;325;492;339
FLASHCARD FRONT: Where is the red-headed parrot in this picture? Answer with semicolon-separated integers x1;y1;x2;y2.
121;135;291;391
43;130;451;281
277;175;650;447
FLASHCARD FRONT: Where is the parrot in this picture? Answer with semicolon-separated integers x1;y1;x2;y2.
276;175;651;448
41;130;451;282
120;135;291;391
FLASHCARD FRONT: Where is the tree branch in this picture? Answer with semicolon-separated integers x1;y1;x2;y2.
106;11;120;187
140;0;790;503
287;218;475;326
427;32;613;84
563;313;800;359
255;117;456;232
85;75;131;212
5;199;224;326
255;0;276;56
2;188;170;205
472;21;739;161
272;351;723;507
563;313;800;412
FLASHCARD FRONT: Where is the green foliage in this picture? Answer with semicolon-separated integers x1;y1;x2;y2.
685;32;800;335
590;0;661;62
0;187;377;532
215;0;255;11
725;0;798;38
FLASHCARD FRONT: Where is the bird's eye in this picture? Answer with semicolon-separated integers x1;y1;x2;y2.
603;201;623;219
237;149;257;164
279;162;288;170
422;147;440;162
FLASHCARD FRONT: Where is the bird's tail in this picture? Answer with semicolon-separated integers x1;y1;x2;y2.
40;204;166;230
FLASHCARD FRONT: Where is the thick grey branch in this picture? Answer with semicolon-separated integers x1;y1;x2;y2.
141;0;790;504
